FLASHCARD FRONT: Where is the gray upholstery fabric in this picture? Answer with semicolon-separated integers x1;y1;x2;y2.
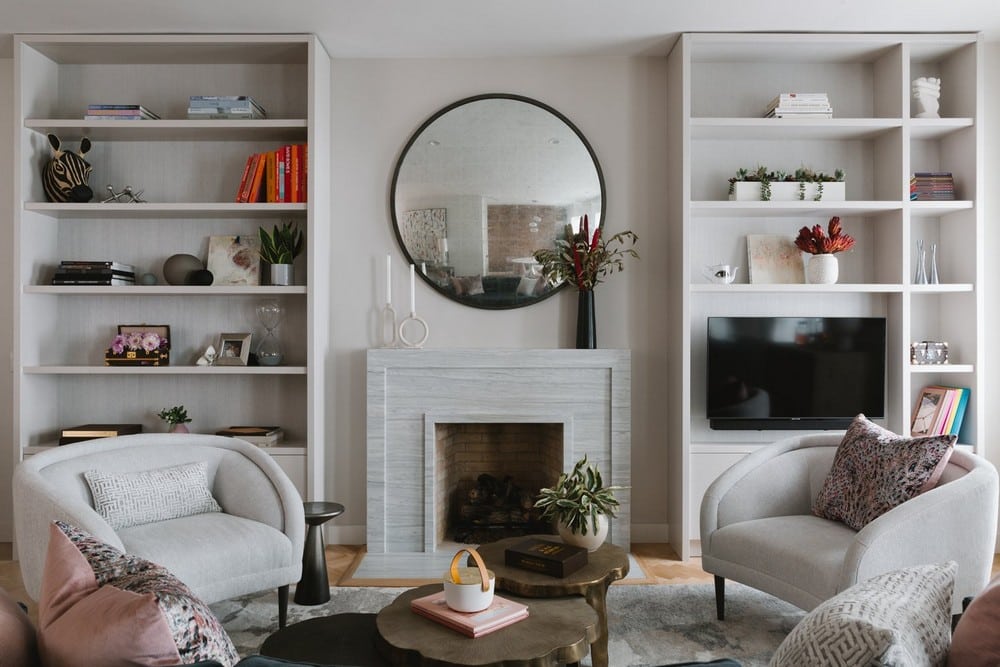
701;433;999;614
13;434;305;604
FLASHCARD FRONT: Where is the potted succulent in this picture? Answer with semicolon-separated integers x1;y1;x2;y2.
532;215;639;349
728;165;846;202
534;455;626;552
794;216;856;284
157;405;192;434
258;220;304;286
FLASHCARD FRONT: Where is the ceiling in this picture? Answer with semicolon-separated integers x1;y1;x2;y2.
1;0;999;60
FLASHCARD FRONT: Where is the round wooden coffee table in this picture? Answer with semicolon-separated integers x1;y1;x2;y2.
376;583;598;667
475;535;629;667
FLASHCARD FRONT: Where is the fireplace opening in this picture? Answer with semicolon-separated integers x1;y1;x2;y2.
435;422;563;546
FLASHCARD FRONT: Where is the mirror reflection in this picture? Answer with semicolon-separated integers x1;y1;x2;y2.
391;94;605;309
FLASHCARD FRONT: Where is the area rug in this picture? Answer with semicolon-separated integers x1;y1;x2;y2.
211;582;804;666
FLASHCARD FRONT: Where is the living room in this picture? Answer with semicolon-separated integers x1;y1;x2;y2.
2;2;1000;666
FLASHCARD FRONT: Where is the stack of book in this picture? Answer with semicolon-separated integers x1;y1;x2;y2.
215;426;284;447
59;423;142;446
504;537;588;577
765;93;832;118
911;386;970;437
910;172;955;200
85;104;160;120
188;95;266;119
410;591;529;637
235;144;308;203
52;260;135;286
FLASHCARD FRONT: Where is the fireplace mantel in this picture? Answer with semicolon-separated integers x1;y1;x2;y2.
366;348;631;573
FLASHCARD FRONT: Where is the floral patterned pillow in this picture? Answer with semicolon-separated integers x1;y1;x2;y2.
812;414;955;530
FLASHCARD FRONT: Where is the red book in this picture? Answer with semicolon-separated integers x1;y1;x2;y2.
247;153;266;203
410;591;528;638
238;153;263;203
234;154;255;202
299;143;308;202
265;151;277;203
290;144;301;203
283;144;292;203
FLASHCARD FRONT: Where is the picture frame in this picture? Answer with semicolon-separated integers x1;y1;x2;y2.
746;234;805;284
207;235;260;286
910;386;948;436
105;324;171;366
215;332;252;366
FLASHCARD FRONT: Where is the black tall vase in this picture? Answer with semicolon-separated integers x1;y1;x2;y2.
576;290;596;349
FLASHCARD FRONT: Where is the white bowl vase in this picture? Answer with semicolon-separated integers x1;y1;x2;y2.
806;254;839;284
557;514;609;552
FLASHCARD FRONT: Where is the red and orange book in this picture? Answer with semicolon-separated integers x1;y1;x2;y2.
410;591;528;637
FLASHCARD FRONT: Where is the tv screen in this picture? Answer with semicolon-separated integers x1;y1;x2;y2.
707;317;886;430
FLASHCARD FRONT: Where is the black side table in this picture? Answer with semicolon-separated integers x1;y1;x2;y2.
294;501;345;605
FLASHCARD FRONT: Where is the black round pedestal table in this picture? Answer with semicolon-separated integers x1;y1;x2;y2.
294;501;345;605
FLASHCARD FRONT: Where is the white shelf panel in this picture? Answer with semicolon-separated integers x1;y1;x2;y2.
25;118;308;142
24;365;307;375
908;201;974;218
909;118;975;139
691;283;905;293
909;364;975;374
908;283;974;293
691;201;900;218
691;117;901;140
24;202;307;218
26;285;307;295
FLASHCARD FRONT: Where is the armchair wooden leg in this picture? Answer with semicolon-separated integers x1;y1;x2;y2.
278;585;289;628
714;575;725;621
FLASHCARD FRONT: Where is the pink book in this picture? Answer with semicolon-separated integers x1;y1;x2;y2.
930;387;956;436
410;591;529;637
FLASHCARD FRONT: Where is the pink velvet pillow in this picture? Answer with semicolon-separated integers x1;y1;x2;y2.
950;573;1000;666
37;521;239;667
0;586;39;667
813;414;955;530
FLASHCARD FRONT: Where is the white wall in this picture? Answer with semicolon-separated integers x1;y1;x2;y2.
326;57;671;543
0;59;12;541
984;43;1000;548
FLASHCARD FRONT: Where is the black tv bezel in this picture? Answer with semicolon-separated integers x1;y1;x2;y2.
706;316;887;431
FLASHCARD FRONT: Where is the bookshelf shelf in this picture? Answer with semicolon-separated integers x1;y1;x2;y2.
668;32;983;560
14;33;331;499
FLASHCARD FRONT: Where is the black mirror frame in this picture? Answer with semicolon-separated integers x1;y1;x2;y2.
389;93;607;310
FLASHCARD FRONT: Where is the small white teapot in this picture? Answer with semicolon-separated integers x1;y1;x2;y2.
703;264;738;284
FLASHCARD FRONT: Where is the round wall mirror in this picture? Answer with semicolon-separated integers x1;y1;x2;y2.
390;93;605;309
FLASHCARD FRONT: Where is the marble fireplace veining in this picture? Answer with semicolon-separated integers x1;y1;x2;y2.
361;348;631;578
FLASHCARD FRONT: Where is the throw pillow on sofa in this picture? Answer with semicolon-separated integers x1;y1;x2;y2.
0;585;39;666
38;520;239;667
769;561;955;667
812;413;955;530
949;572;1000;666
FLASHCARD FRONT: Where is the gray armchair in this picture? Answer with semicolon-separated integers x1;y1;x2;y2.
700;433;998;617
13;434;305;627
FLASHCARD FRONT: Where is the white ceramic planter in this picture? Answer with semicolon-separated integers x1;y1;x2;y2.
730;181;846;202
557;514;609;552
806;254;840;284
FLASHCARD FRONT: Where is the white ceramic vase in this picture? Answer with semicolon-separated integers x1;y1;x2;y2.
806;254;839;284
557;514;609;552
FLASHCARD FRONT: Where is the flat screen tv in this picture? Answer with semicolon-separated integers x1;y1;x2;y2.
707;316;886;430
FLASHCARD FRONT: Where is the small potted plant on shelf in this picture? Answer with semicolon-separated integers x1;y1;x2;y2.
728;165;846;202
534;455;626;552
258;220;304;286
794;215;855;285
158;405;192;434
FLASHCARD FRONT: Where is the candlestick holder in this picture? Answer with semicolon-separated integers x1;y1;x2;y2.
381;303;398;347
398;311;429;348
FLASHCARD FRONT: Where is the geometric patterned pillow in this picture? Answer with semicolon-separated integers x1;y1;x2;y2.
84;461;222;530
39;521;239;667
812;414;955;530
769;561;956;667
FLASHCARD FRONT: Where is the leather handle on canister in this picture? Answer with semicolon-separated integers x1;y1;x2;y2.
448;547;490;592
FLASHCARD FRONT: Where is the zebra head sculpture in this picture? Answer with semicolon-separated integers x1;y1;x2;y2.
42;134;94;203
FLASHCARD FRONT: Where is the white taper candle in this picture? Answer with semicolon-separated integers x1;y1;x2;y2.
410;264;416;313
386;253;392;305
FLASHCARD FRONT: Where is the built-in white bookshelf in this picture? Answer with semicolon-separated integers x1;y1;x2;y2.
12;34;331;498
666;33;983;558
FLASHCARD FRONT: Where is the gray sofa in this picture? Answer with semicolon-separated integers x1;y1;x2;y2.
13;434;305;626
701;433;999;616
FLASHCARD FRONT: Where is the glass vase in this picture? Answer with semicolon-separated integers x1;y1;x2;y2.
928;243;939;284
913;240;928;285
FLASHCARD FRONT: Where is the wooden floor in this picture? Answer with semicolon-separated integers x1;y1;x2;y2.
3;541;997;624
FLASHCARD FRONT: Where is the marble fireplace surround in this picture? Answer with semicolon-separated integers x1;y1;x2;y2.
360;348;631;578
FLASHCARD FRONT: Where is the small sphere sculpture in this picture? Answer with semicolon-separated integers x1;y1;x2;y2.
163;253;203;286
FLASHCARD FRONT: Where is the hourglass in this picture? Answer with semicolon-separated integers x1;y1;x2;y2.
255;300;284;366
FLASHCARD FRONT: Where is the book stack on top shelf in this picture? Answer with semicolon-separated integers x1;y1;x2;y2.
410;590;529;637
910;172;955;201
85;104;160;120
236;144;308;203
188;95;266;120
59;423;142;446
216;426;284;447
52;260;135;286
765;93;832;118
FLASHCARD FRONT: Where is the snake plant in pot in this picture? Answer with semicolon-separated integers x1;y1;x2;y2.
258;220;304;286
534;455;625;551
